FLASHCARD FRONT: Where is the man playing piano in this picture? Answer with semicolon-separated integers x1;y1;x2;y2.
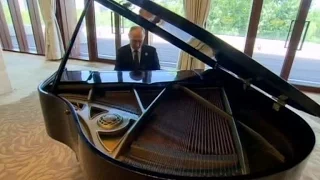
115;26;160;71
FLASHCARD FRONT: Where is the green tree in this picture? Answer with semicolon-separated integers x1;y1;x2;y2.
154;0;184;17
206;0;253;37
257;0;300;40
306;8;320;43
204;0;320;43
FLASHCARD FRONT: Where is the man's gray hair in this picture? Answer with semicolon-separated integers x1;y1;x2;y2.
129;26;145;35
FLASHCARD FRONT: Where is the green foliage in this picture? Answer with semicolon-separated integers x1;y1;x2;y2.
95;11;112;27
206;0;252;37
154;0;184;16
84;0;320;43
3;4;13;25
205;0;320;43
89;0;184;28
3;4;31;25
306;9;320;43
257;0;300;40
77;9;135;28
2;0;320;43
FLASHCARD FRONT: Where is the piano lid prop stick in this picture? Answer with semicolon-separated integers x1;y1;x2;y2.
176;85;233;121
133;88;146;113
88;88;94;101
51;0;93;93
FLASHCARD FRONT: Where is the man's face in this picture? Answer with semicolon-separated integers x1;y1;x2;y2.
129;28;145;50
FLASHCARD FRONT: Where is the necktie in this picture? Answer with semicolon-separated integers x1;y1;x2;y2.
133;50;139;71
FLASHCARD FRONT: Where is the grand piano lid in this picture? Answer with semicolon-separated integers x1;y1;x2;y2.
52;0;320;117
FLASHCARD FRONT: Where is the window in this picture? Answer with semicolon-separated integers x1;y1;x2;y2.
288;0;320;87
0;0;44;53
19;0;36;52
1;0;19;50
206;0;252;51
75;0;89;58
95;1;116;59
251;0;300;75
149;0;184;69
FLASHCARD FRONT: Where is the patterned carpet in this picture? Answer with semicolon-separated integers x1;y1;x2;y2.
0;93;84;180
0;92;319;180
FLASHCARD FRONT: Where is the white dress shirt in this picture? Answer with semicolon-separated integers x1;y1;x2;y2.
131;47;142;63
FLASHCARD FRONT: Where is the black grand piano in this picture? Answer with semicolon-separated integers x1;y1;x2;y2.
38;0;320;179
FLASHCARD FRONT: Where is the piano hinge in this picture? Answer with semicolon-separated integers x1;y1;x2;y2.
243;78;252;90
88;87;94;101
272;95;288;111
213;62;219;70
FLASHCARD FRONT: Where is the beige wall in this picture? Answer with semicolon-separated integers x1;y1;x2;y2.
0;47;12;94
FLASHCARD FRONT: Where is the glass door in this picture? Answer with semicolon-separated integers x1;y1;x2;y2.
118;1;182;69
1;0;19;51
206;0;253;52
94;0;185;68
0;0;44;54
252;0;301;75
289;0;320;88
60;0;137;62
74;0;89;59
95;1;117;60
149;0;184;69
120;4;139;47
18;0;36;53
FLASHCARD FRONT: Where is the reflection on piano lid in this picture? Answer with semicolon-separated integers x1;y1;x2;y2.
61;70;203;84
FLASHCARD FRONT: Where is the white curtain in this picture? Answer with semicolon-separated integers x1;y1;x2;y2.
177;0;212;70
0;45;12;94
38;0;64;60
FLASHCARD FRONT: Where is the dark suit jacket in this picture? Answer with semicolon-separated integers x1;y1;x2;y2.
114;45;160;71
